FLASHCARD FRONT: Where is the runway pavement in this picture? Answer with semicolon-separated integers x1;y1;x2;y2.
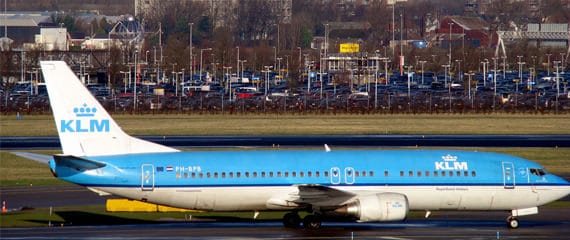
1;184;570;239
2;208;570;239
2;134;570;149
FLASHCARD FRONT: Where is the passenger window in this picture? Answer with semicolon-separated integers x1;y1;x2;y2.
192;172;196;178
384;171;389;177
245;172;250;178
400;171;404;177
417;171;422;177
214;172;218;178
261;172;265;177
285;172;289;177
184;172;188;178
355;171;360;177
207;172;211;178
463;171;468;177
456;171;461;177
441;171;446;177
277;171;282;177
425;171;430;177
236;172;241;178
369;171;374;177
269;172;274;177
324;171;329;177
471;171;476;177
433;171;438;177
253;172;257;178
222;172;226;178
315;171;320;177
292;172;297;177
307;171;312;177
362;171;366;177
449;171;453;177
300;172;304;177
408;171;413;177
229;172;234;178
199;173;204;178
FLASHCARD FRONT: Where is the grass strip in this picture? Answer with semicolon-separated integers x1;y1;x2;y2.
1;114;569;136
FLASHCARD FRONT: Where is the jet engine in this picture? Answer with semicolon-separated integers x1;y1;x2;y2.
334;193;409;222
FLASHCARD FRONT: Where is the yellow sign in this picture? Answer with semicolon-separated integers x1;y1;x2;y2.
340;43;359;53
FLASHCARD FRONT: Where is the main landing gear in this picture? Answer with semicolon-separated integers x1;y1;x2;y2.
507;216;519;229
283;212;323;230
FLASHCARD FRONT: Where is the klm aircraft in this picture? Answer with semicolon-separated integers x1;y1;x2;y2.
31;61;570;229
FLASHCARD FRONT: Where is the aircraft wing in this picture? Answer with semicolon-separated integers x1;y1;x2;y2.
267;184;356;209
11;152;52;165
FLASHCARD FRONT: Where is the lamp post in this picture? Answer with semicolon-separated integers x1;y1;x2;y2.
492;57;498;110
481;59;488;87
419;60;426;85
236;46;240;80
189;22;193;80
240;60;247;83
134;50;138;112
442;64;451;112
223;66;232;100
383;58;390;86
449;22;454;66
200;48;212;82
546;53;552;76
554;61;561;114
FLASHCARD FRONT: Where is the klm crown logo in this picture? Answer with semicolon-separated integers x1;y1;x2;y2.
441;154;458;162
60;103;109;133
74;104;97;117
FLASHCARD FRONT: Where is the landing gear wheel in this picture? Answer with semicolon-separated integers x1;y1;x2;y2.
507;216;519;229
303;214;322;230
283;212;301;228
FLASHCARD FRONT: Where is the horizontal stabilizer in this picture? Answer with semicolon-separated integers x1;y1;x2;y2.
11;152;51;165
53;154;107;171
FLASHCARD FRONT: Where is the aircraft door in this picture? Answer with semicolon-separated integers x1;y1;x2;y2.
344;167;355;184
330;167;341;185
141;164;155;191
502;162;515;189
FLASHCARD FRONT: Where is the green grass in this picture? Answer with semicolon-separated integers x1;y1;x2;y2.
0;151;66;187
1;113;569;136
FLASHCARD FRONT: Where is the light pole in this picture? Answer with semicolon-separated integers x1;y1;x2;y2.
419;60;426;85
449;22;454;67
554;61;561;114
481;59;488;87
492;57;498;110
465;72;475;109
546;53;552;76
189;22;193;80
134;50;138;112
442;64;451;112
200;48;212;82
240;60;247;83
383;58;389;86
406;65;412;98
236;46;240;80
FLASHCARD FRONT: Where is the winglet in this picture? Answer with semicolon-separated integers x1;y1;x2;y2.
40;61;179;156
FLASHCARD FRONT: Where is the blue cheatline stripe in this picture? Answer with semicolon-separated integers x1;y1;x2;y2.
78;183;570;188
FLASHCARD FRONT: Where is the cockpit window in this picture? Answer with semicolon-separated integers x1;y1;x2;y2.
530;168;547;176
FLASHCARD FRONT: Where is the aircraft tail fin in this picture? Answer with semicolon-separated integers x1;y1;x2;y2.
40;61;179;156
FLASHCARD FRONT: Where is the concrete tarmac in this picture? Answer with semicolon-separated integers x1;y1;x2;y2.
1;210;570;239
1;185;570;239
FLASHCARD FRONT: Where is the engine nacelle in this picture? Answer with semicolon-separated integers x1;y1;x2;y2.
335;193;409;222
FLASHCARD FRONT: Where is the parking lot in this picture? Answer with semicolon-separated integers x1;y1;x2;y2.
2;69;569;115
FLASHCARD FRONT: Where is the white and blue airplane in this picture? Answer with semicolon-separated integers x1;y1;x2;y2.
24;61;570;229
